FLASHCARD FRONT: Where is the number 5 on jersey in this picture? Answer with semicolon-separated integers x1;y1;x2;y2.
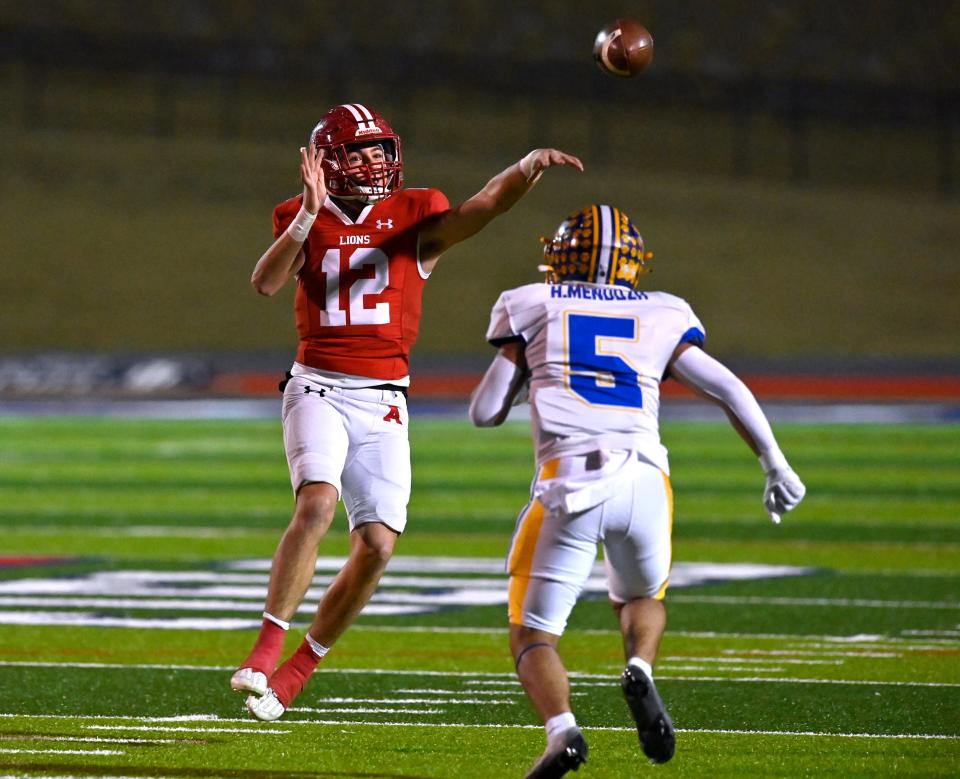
566;312;644;409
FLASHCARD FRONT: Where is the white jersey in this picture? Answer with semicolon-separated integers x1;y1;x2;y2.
486;282;706;473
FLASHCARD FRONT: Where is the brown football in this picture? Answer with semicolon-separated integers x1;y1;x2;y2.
593;19;654;78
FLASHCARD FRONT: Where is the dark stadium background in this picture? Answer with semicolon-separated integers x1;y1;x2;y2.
1;0;958;408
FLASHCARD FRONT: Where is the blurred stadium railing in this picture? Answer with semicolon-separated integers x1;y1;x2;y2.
1;352;959;426
2;6;958;195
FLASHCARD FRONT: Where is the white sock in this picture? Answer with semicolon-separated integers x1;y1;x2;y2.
545;712;577;747
305;633;330;658
628;656;654;680
263;611;290;630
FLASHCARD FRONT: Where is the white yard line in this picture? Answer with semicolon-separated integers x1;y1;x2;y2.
679;728;960;740
658;665;786;672
670;595;960;609
16;624;934;654
578;676;960;688
665;656;844;666
288;707;445;715
395;688;518;696
82;725;289;735
722;649;901;658
0;713;224;722
0;612;267;629
667;629;960;645
291;697;516;705
2;660;956;687
0;660;233;671
2;525;274;539
0;776;177;779
4;713;957;741
0;735;184;744
0;747;124;755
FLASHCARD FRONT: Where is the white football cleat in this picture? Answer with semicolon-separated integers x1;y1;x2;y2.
230;667;268;696
246;688;285;722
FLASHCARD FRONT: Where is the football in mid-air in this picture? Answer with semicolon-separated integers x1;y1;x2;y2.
593;19;654;77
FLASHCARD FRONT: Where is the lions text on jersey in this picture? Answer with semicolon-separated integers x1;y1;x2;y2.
273;188;449;380
486;282;705;472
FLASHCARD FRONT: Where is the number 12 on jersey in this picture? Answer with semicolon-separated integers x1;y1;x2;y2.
319;248;390;326
566;313;644;409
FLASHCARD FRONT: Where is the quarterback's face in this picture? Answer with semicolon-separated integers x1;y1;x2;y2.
345;144;388;186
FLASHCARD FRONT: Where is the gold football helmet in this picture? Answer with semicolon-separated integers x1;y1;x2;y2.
540;204;653;290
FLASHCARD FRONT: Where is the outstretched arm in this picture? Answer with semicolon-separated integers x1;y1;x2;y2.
250;146;327;296
419;149;583;272
667;343;806;523
468;341;528;427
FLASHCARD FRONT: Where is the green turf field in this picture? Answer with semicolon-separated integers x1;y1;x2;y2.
0;416;958;777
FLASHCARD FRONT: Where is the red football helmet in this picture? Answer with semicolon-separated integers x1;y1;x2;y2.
309;104;403;203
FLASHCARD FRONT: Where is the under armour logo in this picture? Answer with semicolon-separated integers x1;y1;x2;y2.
304;385;326;396
383;405;402;424
376;219;394;230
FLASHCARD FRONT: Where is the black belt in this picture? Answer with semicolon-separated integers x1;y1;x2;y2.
278;371;407;397
371;383;408;397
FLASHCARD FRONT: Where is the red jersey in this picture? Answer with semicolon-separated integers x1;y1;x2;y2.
273;188;450;380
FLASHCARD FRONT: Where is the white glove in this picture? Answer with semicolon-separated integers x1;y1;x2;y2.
762;466;806;524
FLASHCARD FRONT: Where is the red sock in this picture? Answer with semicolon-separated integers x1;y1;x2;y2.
238;617;287;675
270;639;323;708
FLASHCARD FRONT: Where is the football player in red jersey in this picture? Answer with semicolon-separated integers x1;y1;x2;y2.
232;103;583;721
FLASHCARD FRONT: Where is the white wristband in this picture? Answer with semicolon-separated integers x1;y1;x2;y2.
286;206;317;243
518;152;543;184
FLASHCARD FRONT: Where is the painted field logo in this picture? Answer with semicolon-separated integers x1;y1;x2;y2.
0;557;814;629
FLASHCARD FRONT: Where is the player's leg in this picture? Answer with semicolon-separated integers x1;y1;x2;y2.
247;388;409;720
263;482;339;620
231;481;338;694
248;521;398;719
232;379;348;696
508;463;600;777
308;520;398;645
510;625;566;725
603;462;675;764
509;622;588;779
617;597;666;669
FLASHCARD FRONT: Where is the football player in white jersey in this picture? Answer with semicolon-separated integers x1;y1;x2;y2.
469;204;806;777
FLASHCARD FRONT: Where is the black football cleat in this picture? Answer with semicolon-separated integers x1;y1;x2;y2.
621;664;675;764
524;727;588;779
